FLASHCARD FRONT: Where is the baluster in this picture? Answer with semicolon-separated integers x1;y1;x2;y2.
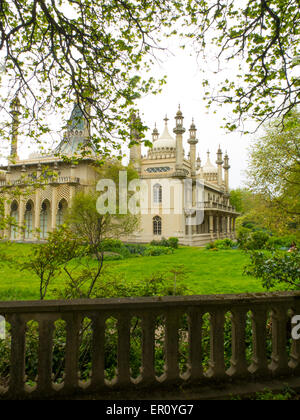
142;314;156;385
8;314;26;396
269;307;290;376
37;319;54;394
206;310;226;379
64;313;81;392
188;310;203;382
90;315;105;390
248;307;269;376
117;314;131;387
165;311;180;383
227;309;248;378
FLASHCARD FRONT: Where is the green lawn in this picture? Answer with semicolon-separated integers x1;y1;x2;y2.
0;242;267;301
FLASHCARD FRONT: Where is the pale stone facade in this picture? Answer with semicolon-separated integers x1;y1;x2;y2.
127;109;238;246
0;101;238;245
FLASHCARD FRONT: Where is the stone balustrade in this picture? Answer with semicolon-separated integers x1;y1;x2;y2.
0;176;80;188
1;291;300;400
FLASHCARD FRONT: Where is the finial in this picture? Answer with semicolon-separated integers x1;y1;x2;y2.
164;115;169;125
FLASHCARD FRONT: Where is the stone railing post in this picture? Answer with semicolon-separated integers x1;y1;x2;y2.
117;314;131;387
90;315;105;391
63;313;81;393
227;309;248;378
165;311;180;383
142;314;156;385
269;307;290;376
37;319;55;394
248;308;269;377
8;314;26;396
188;310;203;382
206;310;226;379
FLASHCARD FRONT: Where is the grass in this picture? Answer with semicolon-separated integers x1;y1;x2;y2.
0;242;268;301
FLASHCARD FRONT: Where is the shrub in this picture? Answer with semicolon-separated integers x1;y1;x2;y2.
168;237;179;249
100;239;130;258
144;245;174;256
150;237;179;249
206;238;235;250
124;243;147;256
244;250;300;290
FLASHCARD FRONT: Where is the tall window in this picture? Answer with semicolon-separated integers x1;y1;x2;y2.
153;184;162;204
56;200;67;227
40;201;49;239
10;201;18;240
153;216;162;235
24;202;33;240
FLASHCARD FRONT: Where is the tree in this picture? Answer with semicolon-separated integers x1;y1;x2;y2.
0;0;172;155
245;250;300;290
0;0;298;148
185;0;300;131
246;111;300;234
22;226;81;299
62;162;139;298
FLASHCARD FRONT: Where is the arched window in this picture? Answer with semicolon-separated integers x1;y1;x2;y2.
24;201;33;239
56;199;67;227
153;184;162;204
40;200;50;239
153;216;162;235
10;201;19;240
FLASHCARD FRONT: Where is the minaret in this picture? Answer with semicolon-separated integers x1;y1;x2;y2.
196;155;201;171
152;123;159;142
223;151;230;192
9;96;21;161
129;113;142;172
188;119;198;176
173;105;186;177
216;145;224;186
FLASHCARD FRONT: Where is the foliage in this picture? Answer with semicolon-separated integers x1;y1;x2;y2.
246;111;300;235
22;226;81;299
150;237;179;249
244;250;300;290
186;0;300;130
206;238;235;250
144;245;174;257
0;0;177;155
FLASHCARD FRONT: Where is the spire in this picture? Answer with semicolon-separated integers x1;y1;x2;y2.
152;123;159;142
10;96;21;160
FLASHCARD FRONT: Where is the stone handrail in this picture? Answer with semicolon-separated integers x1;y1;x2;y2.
1;291;300;399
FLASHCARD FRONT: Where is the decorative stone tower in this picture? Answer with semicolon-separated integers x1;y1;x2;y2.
152;123;159;142
216;145;224;186
188;119;198;176
173;105;186;177
129;113;142;173
223;152;230;192
196;155;201;171
9;96;21;162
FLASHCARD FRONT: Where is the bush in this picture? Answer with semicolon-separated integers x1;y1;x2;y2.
168;237;179;249
144;245;174;257
124;243;147;256
100;239;130;258
206;238;235;250
244;250;300;290
238;228;270;250
150;237;179;249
